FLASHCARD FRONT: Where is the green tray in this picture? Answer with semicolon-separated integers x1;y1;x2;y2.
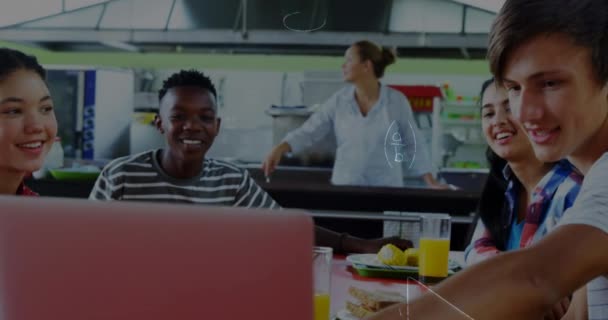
351;263;459;280
49;168;100;181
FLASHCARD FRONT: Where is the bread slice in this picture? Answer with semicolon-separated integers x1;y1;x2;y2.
345;301;375;319
348;286;405;311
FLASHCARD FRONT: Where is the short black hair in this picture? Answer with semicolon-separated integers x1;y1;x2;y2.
158;69;217;102
0;48;46;82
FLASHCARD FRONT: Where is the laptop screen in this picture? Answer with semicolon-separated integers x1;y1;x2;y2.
0;196;313;320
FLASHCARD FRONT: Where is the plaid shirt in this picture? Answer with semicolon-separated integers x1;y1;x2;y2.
16;183;38;196
465;160;582;266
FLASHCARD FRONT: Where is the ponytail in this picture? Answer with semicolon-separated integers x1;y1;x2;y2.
353;40;397;78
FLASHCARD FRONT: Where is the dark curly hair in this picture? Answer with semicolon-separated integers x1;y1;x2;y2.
158;69;217;102
0;48;46;82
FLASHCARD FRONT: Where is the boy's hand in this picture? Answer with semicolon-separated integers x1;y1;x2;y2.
543;296;570;320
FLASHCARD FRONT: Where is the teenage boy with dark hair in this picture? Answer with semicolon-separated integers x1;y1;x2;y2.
90;69;412;254
369;0;608;319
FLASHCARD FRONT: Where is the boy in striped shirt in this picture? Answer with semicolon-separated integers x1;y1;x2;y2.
90;69;412;254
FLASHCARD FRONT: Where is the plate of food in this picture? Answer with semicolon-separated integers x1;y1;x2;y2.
349;262;457;280
335;309;358;320
347;254;460;271
347;253;418;271
346;245;461;279
335;286;406;319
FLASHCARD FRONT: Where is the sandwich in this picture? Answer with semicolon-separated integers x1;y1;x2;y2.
344;286;406;319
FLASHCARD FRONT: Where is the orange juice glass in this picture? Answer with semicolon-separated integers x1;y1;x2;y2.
314;293;330;320
418;214;451;284
313;246;332;320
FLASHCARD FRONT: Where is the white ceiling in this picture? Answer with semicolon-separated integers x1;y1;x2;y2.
0;0;113;27
0;0;498;29
450;0;505;13
0;0;497;57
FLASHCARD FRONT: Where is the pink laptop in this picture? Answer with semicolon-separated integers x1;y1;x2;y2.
0;196;313;320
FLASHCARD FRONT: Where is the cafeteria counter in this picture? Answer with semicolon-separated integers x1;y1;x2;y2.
25;174;479;250
25;176;479;215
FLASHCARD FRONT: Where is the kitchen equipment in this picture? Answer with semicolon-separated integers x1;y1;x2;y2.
266;105;313;145
388;85;444;171
441;131;465;168
265;105;335;166
45;67;134;161
130;87;163;154
130;110;164;154
439;96;486;170
136;70;155;92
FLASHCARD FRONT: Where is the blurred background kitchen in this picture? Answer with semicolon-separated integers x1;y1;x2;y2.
2;0;505;249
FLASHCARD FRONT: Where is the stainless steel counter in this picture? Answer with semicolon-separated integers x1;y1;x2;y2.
25;173;479;250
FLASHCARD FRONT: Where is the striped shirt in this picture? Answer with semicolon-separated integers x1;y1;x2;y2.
89;149;278;209
559;153;608;319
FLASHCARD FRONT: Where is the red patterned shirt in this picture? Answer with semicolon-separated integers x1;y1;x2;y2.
16;183;38;196
465;160;582;265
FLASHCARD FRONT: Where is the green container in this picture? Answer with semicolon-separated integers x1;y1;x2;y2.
49;168;100;181
352;263;419;280
351;263;458;280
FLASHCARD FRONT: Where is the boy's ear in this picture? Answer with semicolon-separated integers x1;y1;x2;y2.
153;114;164;134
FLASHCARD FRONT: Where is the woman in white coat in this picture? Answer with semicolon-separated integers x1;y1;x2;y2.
263;40;447;188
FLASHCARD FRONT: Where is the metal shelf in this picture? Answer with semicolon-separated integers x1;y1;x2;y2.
440;167;489;174
459;140;486;146
440;119;481;126
310;210;474;224
444;102;479;109
443;107;479;116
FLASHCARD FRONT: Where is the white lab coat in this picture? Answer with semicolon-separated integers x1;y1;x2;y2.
284;84;432;187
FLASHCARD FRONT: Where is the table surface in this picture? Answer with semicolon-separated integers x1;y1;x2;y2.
330;252;465;318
